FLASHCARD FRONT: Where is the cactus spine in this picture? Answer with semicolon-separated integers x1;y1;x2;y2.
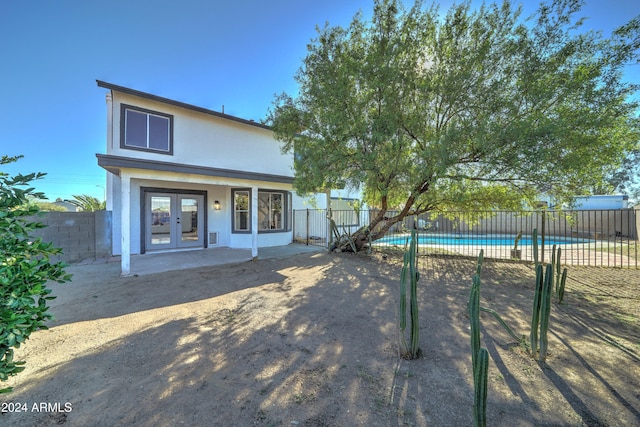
399;230;421;359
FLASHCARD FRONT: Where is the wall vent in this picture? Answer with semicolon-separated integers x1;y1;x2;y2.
209;231;219;246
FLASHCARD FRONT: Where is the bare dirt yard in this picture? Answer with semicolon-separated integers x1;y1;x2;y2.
1;251;639;426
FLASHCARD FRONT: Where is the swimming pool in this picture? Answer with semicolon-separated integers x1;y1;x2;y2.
376;233;588;246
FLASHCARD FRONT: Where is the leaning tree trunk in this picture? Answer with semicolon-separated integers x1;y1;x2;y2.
331;181;433;253
331;206;414;252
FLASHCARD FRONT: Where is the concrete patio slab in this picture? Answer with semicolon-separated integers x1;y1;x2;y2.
77;243;325;276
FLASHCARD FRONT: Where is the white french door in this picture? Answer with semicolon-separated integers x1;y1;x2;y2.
146;192;204;251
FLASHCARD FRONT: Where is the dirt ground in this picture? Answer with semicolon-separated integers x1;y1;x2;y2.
1;251;639;426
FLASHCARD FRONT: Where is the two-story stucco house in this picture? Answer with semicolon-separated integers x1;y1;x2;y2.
96;80;360;275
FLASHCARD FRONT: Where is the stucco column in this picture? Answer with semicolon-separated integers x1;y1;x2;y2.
120;173;131;276
251;186;259;259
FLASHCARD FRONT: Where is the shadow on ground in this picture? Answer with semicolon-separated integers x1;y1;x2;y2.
1;253;638;426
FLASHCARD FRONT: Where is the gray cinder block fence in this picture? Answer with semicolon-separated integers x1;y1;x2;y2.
28;211;112;263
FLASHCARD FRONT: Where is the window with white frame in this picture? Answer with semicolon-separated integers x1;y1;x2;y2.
233;189;250;232
258;191;284;231
121;105;173;154
231;189;290;233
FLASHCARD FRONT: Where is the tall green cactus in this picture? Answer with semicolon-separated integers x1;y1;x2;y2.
469;250;484;369
538;264;554;362
399;240;409;354
530;242;569;361
554;246;568;304
557;269;568;304
469;250;488;427
530;264;544;359
476;248;484;276
474;347;489;427
399;256;407;322
469;273;481;373
531;262;554;362
399;230;421;359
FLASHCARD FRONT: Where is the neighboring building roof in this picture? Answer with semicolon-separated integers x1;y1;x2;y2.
96;80;272;131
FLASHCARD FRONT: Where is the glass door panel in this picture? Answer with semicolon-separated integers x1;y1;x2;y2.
146;192;204;251
150;196;172;247
178;196;202;247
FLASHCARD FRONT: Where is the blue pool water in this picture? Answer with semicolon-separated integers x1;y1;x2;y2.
377;234;587;246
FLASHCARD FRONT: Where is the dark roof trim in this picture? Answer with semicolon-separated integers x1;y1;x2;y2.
96;154;294;184
96;80;272;131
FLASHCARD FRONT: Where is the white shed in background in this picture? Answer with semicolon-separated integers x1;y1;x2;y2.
573;195;629;210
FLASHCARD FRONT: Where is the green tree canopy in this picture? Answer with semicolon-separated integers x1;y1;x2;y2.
24;197;68;212
603;148;640;205
269;0;640;250
69;194;106;212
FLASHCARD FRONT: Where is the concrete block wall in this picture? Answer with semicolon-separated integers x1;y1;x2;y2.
424;210;638;239
27;211;112;263
343;209;638;240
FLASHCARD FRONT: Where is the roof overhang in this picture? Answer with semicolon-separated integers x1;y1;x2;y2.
96;154;294;184
96;80;272;131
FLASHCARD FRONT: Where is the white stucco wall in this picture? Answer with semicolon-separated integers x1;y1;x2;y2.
108;170;295;255
107;92;294;177
574;195;629;210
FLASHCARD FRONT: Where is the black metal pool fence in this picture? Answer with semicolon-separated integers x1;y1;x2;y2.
292;209;639;268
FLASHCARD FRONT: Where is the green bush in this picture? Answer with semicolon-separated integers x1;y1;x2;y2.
1;155;71;393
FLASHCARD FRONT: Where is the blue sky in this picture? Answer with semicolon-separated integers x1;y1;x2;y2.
1;0;638;202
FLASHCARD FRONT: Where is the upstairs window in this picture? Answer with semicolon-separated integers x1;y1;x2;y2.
121;105;173;154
